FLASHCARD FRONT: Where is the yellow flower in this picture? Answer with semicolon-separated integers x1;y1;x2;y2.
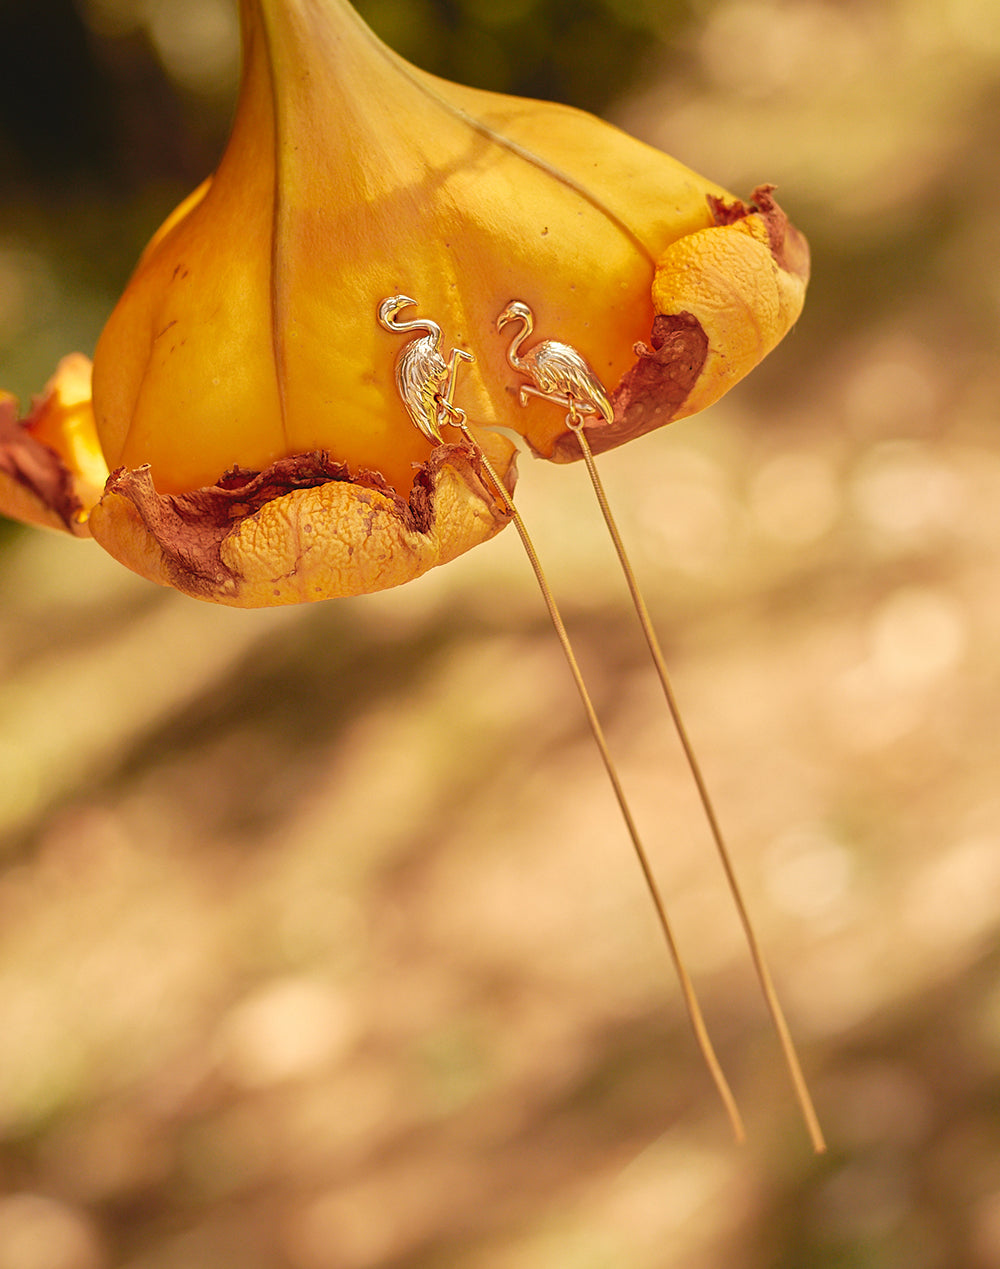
0;0;808;607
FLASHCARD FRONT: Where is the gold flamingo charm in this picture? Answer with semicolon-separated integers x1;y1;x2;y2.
377;295;473;443
496;299;614;425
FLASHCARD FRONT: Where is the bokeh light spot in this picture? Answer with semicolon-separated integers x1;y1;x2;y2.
146;0;239;97
868;585;966;687
216;977;359;1089
763;823;856;924
850;441;964;541
0;1195;104;1269
749;449;841;545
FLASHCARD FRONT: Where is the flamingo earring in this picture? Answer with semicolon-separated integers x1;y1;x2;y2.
377;295;474;443
378;293;748;1142
495;300;614;425
496;298;825;1152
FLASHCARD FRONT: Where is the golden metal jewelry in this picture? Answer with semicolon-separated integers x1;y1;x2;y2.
377;292;748;1143
496;297;824;1152
377;294;473;444
496;299;613;424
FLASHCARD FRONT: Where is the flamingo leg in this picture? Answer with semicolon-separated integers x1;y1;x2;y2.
517;384;595;421
431;348;475;438
441;349;474;413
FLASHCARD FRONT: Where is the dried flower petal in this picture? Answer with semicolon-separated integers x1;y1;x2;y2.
88;446;511;606
0;355;102;536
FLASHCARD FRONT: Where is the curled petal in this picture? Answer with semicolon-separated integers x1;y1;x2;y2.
0;355;106;536
541;187;810;461
649;186;809;418
88;446;512;607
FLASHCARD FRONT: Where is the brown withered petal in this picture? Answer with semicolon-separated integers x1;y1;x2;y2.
87;447;513;607
0;396;83;535
0;355;103;537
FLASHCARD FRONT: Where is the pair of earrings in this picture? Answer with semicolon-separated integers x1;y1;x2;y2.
378;295;824;1151
377;293;611;444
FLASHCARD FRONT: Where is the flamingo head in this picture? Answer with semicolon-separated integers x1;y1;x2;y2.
377;294;418;330
496;300;532;333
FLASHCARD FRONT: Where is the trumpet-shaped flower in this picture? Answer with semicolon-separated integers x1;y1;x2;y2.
0;0;808;607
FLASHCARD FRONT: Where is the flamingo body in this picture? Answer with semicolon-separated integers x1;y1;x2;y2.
378;295;470;444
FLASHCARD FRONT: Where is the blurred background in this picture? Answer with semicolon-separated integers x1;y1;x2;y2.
2;0;1000;1266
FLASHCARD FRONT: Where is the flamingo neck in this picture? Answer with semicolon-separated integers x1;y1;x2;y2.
389;316;441;341
507;314;531;368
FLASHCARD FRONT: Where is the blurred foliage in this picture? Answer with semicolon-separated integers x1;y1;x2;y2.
2;2;1000;1269
353;0;692;110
